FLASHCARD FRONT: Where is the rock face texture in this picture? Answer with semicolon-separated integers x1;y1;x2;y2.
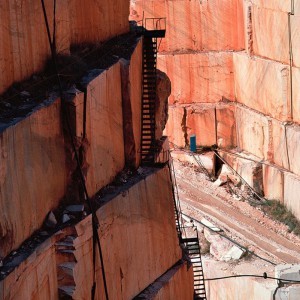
0;99;67;258
0;0;129;94
204;258;277;300
130;0;300;219
130;0;245;52
0;13;193;297
120;40;143;168
84;64;125;195
0;167;191;300
157;52;234;105
0;39;140;258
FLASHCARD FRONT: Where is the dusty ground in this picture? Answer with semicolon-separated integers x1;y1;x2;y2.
172;151;300;272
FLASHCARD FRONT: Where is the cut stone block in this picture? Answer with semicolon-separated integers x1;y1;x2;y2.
252;6;289;65
84;63;125;195
0;99;67;258
158;52;234;104
284;172;300;221
233;52;291;121
216;104;237;149
130;0;245;52
286;124;300;176
262;164;284;202
236;106;269;160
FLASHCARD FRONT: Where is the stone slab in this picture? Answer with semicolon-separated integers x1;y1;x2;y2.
0;0;129;94
75;167;182;300
0;99;67;258
1;238;58;300
252;6;290;65
120;39;142;168
251;5;300;68
284;172;300;220
286;124;300;176
233;52;291;121
252;0;299;14
216;104;237;148
236;106;269;160
158;52;234;104
85;63;125;196
262;164;284;202
130;0;244;52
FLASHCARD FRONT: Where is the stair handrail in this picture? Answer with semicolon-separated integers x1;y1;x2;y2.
144;17;166;31
167;150;187;239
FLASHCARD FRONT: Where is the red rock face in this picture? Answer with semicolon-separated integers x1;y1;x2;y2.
158;52;235;104
1;167;186;300
120;39;143;169
0;0;130;95
130;0;245;52
0;99;67;258
132;0;300;220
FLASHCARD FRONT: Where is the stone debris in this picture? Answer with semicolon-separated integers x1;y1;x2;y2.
66;85;81;95
62;214;71;223
209;235;233;261
65;205;84;213
40;231;49;236
171;151;215;174
201;218;221;232
228;174;241;186
214;164;242;187
221;246;246;262
213;178;226;187
233;194;242;201
20;91;30;97
45;211;57;228
203;227;245;261
59;286;75;297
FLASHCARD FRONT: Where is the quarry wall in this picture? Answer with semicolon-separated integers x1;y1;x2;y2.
0;32;193;298
0;38;143;259
1;167;192;299
130;0;300;220
0;0;196;298
0;0;129;95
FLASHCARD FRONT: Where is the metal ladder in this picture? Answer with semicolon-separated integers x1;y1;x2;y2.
168;155;207;299
140;36;157;165
181;235;207;300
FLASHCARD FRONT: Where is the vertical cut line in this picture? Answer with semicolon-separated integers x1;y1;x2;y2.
288;12;294;121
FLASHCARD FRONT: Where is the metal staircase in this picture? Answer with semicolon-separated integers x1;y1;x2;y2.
181;235;207;300
139;18;166;165
168;155;207;299
141;37;158;165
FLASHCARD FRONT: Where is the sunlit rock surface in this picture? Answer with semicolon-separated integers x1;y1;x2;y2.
158;52;234;104
0;167;186;300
